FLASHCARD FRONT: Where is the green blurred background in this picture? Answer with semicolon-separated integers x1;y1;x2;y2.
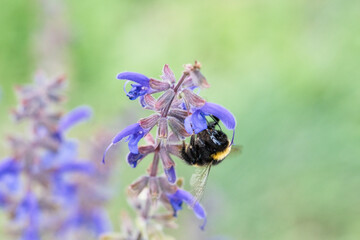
1;0;360;239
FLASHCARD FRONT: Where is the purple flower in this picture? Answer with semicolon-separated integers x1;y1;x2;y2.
167;189;207;230
0;192;6;206
37;106;92;142
184;102;236;142
16;192;40;240
0;158;21;193
0;158;20;177
103;123;148;163
127;152;145;168
58;106;93;133
61;208;111;237
41;141;77;167
118;72;151;100
164;166;176;184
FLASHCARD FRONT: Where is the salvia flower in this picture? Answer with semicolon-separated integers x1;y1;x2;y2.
117;72;151;100
103;123;148;163
184;102;236;142
167;188;206;230
103;61;237;238
0;75;111;239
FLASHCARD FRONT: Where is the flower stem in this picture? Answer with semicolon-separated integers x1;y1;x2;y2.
149;150;159;177
161;72;188;118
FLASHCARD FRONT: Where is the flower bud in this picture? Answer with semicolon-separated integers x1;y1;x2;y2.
164;166;176;184
159;146;174;169
161;64;176;84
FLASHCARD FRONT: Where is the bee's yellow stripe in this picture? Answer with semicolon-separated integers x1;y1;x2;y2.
211;145;231;161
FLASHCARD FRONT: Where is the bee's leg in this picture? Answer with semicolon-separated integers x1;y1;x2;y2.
188;134;199;165
181;141;193;165
210;114;221;130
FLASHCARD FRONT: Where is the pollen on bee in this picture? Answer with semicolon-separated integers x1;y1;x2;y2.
211;145;231;161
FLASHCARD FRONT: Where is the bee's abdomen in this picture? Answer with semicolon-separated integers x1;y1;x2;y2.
181;143;213;166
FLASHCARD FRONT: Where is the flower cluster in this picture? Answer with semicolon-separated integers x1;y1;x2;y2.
0;74;111;240
102;61;236;238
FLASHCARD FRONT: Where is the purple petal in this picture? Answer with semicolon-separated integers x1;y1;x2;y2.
58;106;92;132
56;162;94;174
168;189;206;229
42;141;77;168
102;143;113;164
117;72;149;87
128;130;146;154
126;83;149;100
184;116;193;134
191;110;207;134
200;102;236;130
92;210;112;236
0;158;20;177
161;64;176;84
0;192;6;206
22;227;40;240
127;152;145;168
103;123;145;163
164;166;176;184
17;192;39;224
139;95;146;107
113;123;142;144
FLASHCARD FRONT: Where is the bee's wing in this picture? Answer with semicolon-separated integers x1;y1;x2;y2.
230;145;242;154
189;164;212;207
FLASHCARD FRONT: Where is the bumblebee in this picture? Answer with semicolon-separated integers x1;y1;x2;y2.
181;115;231;166
180;115;236;203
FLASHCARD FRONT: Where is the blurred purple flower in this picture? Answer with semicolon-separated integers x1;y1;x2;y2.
58;106;92;133
41;141;77;168
16;192;40;240
0;158;20;178
61;208;111;237
0;158;21;194
167;188;206;230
